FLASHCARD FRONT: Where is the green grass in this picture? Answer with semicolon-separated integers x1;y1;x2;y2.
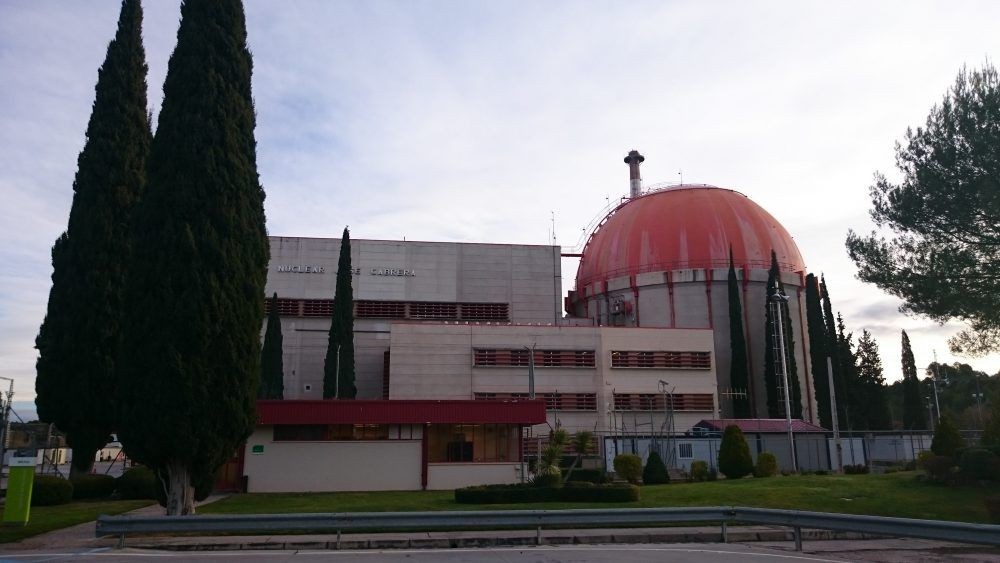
0;499;153;544
201;472;1000;524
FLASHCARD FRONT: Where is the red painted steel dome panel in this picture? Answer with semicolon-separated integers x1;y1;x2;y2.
576;185;805;288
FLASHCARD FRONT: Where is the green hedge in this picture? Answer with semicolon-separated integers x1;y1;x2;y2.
455;482;640;504
117;466;158;500
32;475;73;506
70;474;117;499
565;469;609;484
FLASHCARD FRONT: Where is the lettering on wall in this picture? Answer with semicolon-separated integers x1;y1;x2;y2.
275;265;416;276
276;265;325;274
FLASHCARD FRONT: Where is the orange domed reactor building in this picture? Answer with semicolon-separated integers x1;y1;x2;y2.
566;150;816;421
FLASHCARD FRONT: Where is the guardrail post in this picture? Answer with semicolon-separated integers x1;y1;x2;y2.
536;526;542;545
117;531;125;549
721;521;728;543
336;529;341;550
793;526;802;551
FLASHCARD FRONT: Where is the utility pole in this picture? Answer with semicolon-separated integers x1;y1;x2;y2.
769;280;798;473
826;357;843;473
0;377;13;479
931;350;942;422
334;344;341;399
523;344;536;399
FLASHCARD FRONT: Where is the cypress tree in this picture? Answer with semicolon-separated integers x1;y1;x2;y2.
259;293;284;400
718;425;754;479
763;251;802;418
836;314;861;430
821;277;848;429
727;249;751;418
324;227;356;399
34;0;150;476
118;0;268;515
855;330;891;430
901;330;926;430
805;274;832;428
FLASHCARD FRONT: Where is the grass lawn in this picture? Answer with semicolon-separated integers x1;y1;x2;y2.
201;471;1000;524
0;499;153;544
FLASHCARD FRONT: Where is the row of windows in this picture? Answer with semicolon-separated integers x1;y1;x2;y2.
612;393;715;411
473;392;597;411
473;349;596;368
272;424;417;441
610;351;711;369
264;298;510;321
473;349;711;369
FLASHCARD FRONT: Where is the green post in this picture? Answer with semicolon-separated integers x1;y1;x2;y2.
3;456;37;525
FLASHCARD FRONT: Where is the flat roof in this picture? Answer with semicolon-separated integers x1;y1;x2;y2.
257;399;547;425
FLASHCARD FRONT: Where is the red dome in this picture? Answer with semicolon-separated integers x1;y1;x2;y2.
576;185;805;288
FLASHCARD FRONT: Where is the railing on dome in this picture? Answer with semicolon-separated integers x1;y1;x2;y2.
575;258;804;290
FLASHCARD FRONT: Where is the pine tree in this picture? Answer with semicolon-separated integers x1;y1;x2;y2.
324;227;356;399
855;330;892;430
727;249;751;418
34;0;150;476
259;293;284;400
118;0;268;515
901;330;926;430
763;250;802;418
805;274;831;429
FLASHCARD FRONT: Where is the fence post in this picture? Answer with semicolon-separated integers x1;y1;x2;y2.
793;526;802;551
721;521;728;543
536;526;542;545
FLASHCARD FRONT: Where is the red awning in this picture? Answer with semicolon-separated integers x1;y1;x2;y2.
257;399;547;426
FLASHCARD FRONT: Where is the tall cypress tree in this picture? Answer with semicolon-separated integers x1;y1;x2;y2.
901;330;926;430
118;0;267;515
259;293;284;400
763;251;802;418
727;249;751;418
836;314;860;430
805;274;831;429
324;227;356;399
821;277;848;429
34;0;150;476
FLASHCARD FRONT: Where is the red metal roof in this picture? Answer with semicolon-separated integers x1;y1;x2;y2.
576;185;805;288
695;419;828;433
257;399;547;426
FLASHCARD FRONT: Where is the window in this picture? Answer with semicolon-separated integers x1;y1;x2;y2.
474;392;597;411
610;351;712;369
272;424;390;441
426;424;519;463
303;384;312;392
612;393;715;411
472;349;596;368
678;443;693;459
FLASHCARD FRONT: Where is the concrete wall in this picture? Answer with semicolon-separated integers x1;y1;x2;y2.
425;463;521;490
265;237;562;399
243;427;422;492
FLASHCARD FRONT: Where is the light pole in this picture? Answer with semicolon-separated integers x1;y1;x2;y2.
334;344;341;398
523;344;536;399
0;377;13;476
769;281;797;473
826;357;843;473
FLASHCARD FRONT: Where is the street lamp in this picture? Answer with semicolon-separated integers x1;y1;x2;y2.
0;377;14;476
768;281;798;473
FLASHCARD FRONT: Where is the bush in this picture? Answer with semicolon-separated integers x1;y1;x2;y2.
843;464;869;474
754;452;778;478
613;454;642;484
530;472;561;488
718;425;753;479
565;468;609;484
118;466;159;500
690;460;709;482
642;451;669;484
931;415;965;458
70;474;116;499
958;448;999;481
813;469;829;475
917;450;936;469
922;455;955;484
455;482;639;504
985;495;1000;524
32;475;73;506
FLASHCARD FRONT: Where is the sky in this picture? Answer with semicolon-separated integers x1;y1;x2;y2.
2;0;1000;417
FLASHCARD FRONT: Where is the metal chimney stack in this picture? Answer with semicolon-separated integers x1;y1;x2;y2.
624;150;644;198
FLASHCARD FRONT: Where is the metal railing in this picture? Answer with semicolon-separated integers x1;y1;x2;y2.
96;506;1000;550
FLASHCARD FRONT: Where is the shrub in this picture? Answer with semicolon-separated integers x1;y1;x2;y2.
565;468;609;484
642;451;669;485
32;475;73;506
922;455;955;484
843;464;869;474
985;495;1000;524
707;466;718;481
70;474;116;499
455;482;639;504
530;472;561;488
718;425;753;479
958;448;999;481
118;466;159;500
813;469;829;475
613;454;642;484
916;450;936;469
690;460;709;482
931;415;965;458
754;452;778;478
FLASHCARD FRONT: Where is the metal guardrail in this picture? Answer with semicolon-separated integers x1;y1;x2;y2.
96;506;1000;550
